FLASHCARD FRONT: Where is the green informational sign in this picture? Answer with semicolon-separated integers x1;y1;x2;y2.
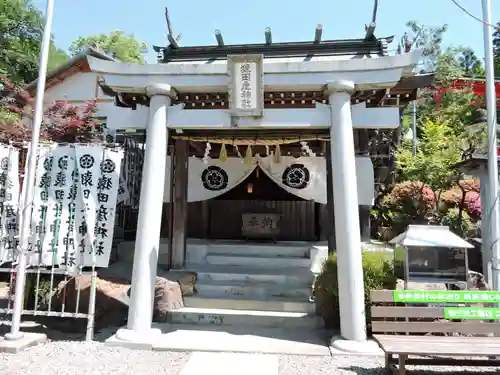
444;307;500;320
393;290;500;303
444;308;500;320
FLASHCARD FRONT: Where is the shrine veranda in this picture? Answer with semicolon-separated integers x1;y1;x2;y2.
19;34;430;345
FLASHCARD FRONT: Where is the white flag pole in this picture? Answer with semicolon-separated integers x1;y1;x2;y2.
5;0;55;340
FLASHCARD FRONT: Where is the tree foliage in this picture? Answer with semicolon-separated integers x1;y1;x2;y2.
414;53;474;132
48;43;69;70
0;0;44;83
0;0;68;83
396;120;461;192
372;21;492;240
457;47;485;78
494;22;500;76
69;30;147;63
400;22;481;137
0;76;100;143
404;21;448;73
1;2;147;83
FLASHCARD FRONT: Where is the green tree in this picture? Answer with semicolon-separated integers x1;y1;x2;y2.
48;43;69;70
0;0;68;83
433;47;466;84
396;120;461;192
0;0;44;83
407;47;475;136
404;21;448;73
69;30;147;63
400;22;476;133
390;120;481;237
457;47;485;78
493;22;500;76
373;21;486;240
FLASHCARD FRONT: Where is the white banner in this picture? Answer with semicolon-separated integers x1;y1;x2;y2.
28;144;123;268
162;155;374;205
0;146;20;263
163;156;257;202
258;156;375;206
29;145;51;265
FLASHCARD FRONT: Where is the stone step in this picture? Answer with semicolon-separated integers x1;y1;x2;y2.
205;254;310;268
206;243;310;258
183;294;315;314
148;323;330;355
195;279;311;300
168;307;321;328
190;264;314;285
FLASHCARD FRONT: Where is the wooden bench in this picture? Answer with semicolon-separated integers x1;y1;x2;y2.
370;290;500;374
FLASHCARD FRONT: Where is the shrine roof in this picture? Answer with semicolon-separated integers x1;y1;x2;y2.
454;155;500;175
25;47;116;93
152;36;394;63
390;225;473;248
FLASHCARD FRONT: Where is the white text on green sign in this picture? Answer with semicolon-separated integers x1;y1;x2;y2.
393;290;500;303
444;308;500;320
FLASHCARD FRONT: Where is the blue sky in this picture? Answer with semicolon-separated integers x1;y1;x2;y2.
36;0;500;63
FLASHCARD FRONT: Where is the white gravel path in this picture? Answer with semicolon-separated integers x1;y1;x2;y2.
279;355;500;375
0;342;191;375
1;342;499;375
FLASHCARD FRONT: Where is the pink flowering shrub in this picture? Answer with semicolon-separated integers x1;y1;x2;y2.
386;181;436;214
464;191;481;218
440;180;481;218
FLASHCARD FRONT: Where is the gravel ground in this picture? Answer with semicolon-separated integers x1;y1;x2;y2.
0;342;191;375
279;355;500;375
1;342;500;375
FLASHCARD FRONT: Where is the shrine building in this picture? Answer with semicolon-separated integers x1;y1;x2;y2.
29;25;430;347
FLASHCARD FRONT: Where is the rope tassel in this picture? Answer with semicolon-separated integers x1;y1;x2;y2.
219;143;228;161
274;144;281;163
244;145;253;166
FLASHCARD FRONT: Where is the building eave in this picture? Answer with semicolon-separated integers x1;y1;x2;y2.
453;155;500;174
89;50;422;104
394;73;435;91
88;49;421;80
25;47;117;94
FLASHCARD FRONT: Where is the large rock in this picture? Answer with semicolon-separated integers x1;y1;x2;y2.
45;272;185;332
100;261;198;297
153;277;183;322
51;275;130;332
29;260;197;333
157;268;197;296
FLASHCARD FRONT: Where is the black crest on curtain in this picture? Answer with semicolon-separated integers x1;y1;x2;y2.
201;165;229;191
282;163;310;189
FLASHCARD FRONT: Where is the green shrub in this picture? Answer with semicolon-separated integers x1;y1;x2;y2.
314;251;397;330
440;207;480;238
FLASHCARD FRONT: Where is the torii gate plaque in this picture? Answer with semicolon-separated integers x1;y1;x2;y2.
227;54;264;119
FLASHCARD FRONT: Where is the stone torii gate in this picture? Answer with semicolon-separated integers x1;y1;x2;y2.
90;41;422;348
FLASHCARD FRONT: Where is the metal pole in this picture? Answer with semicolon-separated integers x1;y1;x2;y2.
481;0;500;291
5;0;55;340
411;100;417;158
